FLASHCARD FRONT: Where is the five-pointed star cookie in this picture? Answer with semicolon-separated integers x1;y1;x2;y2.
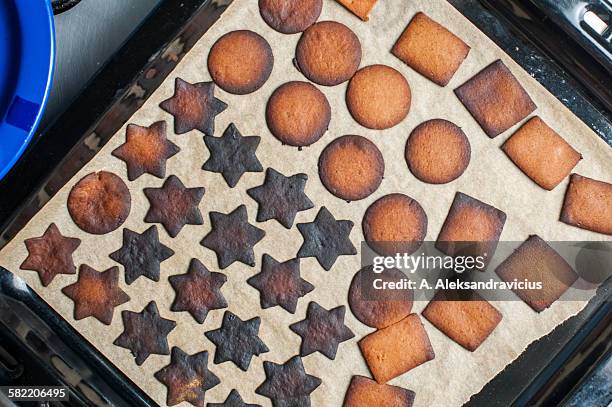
160;77;227;136
144;175;205;237
61;265;130;325
247;168;314;228
203;123;263;187
255;356;322;407
297;207;356;270
20;223;81;286
205;311;269;371
208;389;261;407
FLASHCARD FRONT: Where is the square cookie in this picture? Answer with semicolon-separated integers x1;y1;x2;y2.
358;314;434;383
561;174;612;235
343;375;415;407
335;0;378;21
455;60;536;138
422;289;502;351
392;12;470;86
496;235;578;312
502;117;581;190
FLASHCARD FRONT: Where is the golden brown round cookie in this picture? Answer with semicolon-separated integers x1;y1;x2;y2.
259;0;322;34
362;193;427;256
295;21;362;86
68;171;131;235
318;135;384;201
207;30;273;95
405;119;471;184
346;65;411;129
266;81;331;147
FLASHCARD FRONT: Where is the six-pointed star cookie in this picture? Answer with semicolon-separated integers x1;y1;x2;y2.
113;301;176;365
208;389;261;407
144;175;205;237
112;121;180;181
154;347;220;407
62;265;130;325
247;168;314;228
20;223;80;286
169;258;227;324
256;356;322;407
297;207;357;270
247;254;314;313
160;78;227;136
205;311;269;371
203;123;263;187
109;226;174;284
201;205;265;269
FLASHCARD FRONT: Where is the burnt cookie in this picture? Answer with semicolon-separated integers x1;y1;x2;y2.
154;347;220;407
319;135;384;201
247;168;314;228
113;301;176;365
560;174;612;235
502;117;581;190
67;171;131;235
259;0;322;34
405;119;471;184
20;223;80;287
290;301;354;359
169;258;227;323
359;314;434;383
256;356;322;407
208;389;261;407
109;226;174;284
208;30;273;95
62;265;130;325
203;123;263;187
362;193;427;256
392;12;470;86
455;60;536;138
144;175;205;238
205;311;269;371
496;235;578;312
295;21;362;86
201;205;265;269
297;207;357;270
160;78;227;136
335;0;378;21
266;81;331;147
346;65;411;130
247;254;314;313
343;375;415;407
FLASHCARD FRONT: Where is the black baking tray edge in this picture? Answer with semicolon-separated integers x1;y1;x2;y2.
0;0;610;406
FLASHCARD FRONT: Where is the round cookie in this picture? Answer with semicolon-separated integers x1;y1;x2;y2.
362;193;427;256
68;171;131;235
295;21;362;86
266;81;331;147
348;266;413;329
346;65;411;130
207;30;273;95
259;0;322;34
405;119;471;184
318;135;384;201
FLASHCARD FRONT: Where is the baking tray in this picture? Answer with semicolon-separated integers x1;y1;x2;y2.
0;0;609;405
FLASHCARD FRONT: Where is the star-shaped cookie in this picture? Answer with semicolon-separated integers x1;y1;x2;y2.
208;389;261;407
255;356;322;407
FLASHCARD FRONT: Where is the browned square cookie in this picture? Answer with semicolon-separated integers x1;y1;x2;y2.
560;174;612;235
335;0;378;21
343;375;415;407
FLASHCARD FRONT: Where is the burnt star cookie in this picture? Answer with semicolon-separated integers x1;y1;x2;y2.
109;226;174;284
255;356;321;407
111;121;180;181
290;302;354;359
205;311;269;371
144;175;205;238
208;389;261;407
203;123;263;187
113;301;176;365
20;223;80;287
154;347;220;407
169;258;227;324
247;168;314;228
297;207;357;270
62;265;130;325
201;205;265;269
160;78;227;136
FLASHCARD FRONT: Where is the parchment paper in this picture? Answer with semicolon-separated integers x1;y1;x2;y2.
1;1;611;406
